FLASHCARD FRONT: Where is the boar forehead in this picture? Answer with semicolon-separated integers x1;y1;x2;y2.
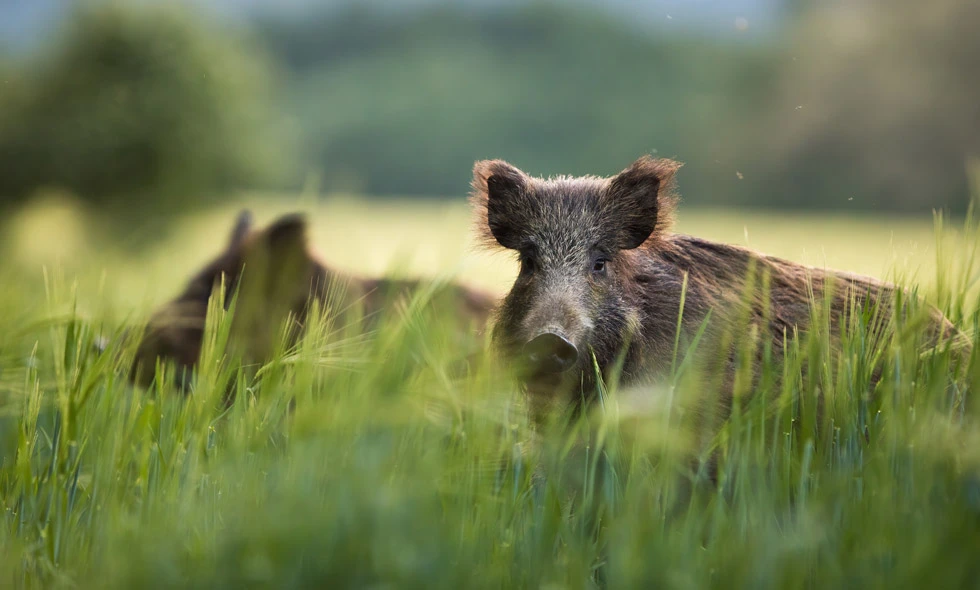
525;178;609;265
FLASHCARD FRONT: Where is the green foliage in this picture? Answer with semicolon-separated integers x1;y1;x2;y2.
3;1;972;213
0;211;978;588
253;1;973;213
0;1;294;211
257;4;767;200
730;0;980;213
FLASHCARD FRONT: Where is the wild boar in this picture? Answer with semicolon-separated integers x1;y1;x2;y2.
470;155;965;429
129;210;496;390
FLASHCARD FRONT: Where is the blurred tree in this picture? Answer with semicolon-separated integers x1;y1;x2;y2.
254;1;973;213
0;1;295;212
730;0;980;212
6;0;967;215
255;4;754;201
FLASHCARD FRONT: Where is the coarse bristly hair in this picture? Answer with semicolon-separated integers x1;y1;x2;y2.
469;155;683;253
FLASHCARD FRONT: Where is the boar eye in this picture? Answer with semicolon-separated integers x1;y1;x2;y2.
592;258;608;275
519;253;536;273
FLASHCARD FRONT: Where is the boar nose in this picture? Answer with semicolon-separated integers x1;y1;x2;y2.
523;332;578;374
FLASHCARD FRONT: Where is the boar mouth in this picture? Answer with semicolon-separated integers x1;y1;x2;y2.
520;370;568;391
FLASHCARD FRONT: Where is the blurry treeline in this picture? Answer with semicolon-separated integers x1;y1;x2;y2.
0;0;976;215
0;3;294;214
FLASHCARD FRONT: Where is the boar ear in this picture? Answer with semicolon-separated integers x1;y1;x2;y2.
606;156;682;249
233;213;314;358
471;159;530;250
240;213;310;285
264;213;308;256
229;209;254;248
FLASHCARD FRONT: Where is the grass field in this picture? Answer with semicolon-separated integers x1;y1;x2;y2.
4;192;969;309
1;193;979;588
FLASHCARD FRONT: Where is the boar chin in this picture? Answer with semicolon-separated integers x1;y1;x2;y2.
521;371;584;421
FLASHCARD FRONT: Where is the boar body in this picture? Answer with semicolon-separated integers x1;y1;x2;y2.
471;157;963;421
130;211;496;389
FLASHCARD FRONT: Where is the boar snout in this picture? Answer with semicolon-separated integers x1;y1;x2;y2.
523;331;578;375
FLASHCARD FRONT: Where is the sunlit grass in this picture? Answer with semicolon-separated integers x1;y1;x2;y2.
0;192;977;588
4;190;966;312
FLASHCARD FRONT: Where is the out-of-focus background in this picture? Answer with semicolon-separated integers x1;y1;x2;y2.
1;0;977;309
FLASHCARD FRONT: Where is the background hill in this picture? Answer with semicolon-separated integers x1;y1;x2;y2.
1;0;976;218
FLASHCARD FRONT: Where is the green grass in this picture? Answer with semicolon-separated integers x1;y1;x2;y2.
0;194;979;589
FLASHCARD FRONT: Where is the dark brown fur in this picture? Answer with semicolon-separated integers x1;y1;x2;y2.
129;210;496;389
470;156;965;429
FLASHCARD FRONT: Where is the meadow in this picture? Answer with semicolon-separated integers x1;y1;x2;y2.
0;192;978;588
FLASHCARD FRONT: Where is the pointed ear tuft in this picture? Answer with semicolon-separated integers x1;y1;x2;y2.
470;159;531;250
605;156;682;249
229;209;254;248
235;212;314;318
240;213;311;284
